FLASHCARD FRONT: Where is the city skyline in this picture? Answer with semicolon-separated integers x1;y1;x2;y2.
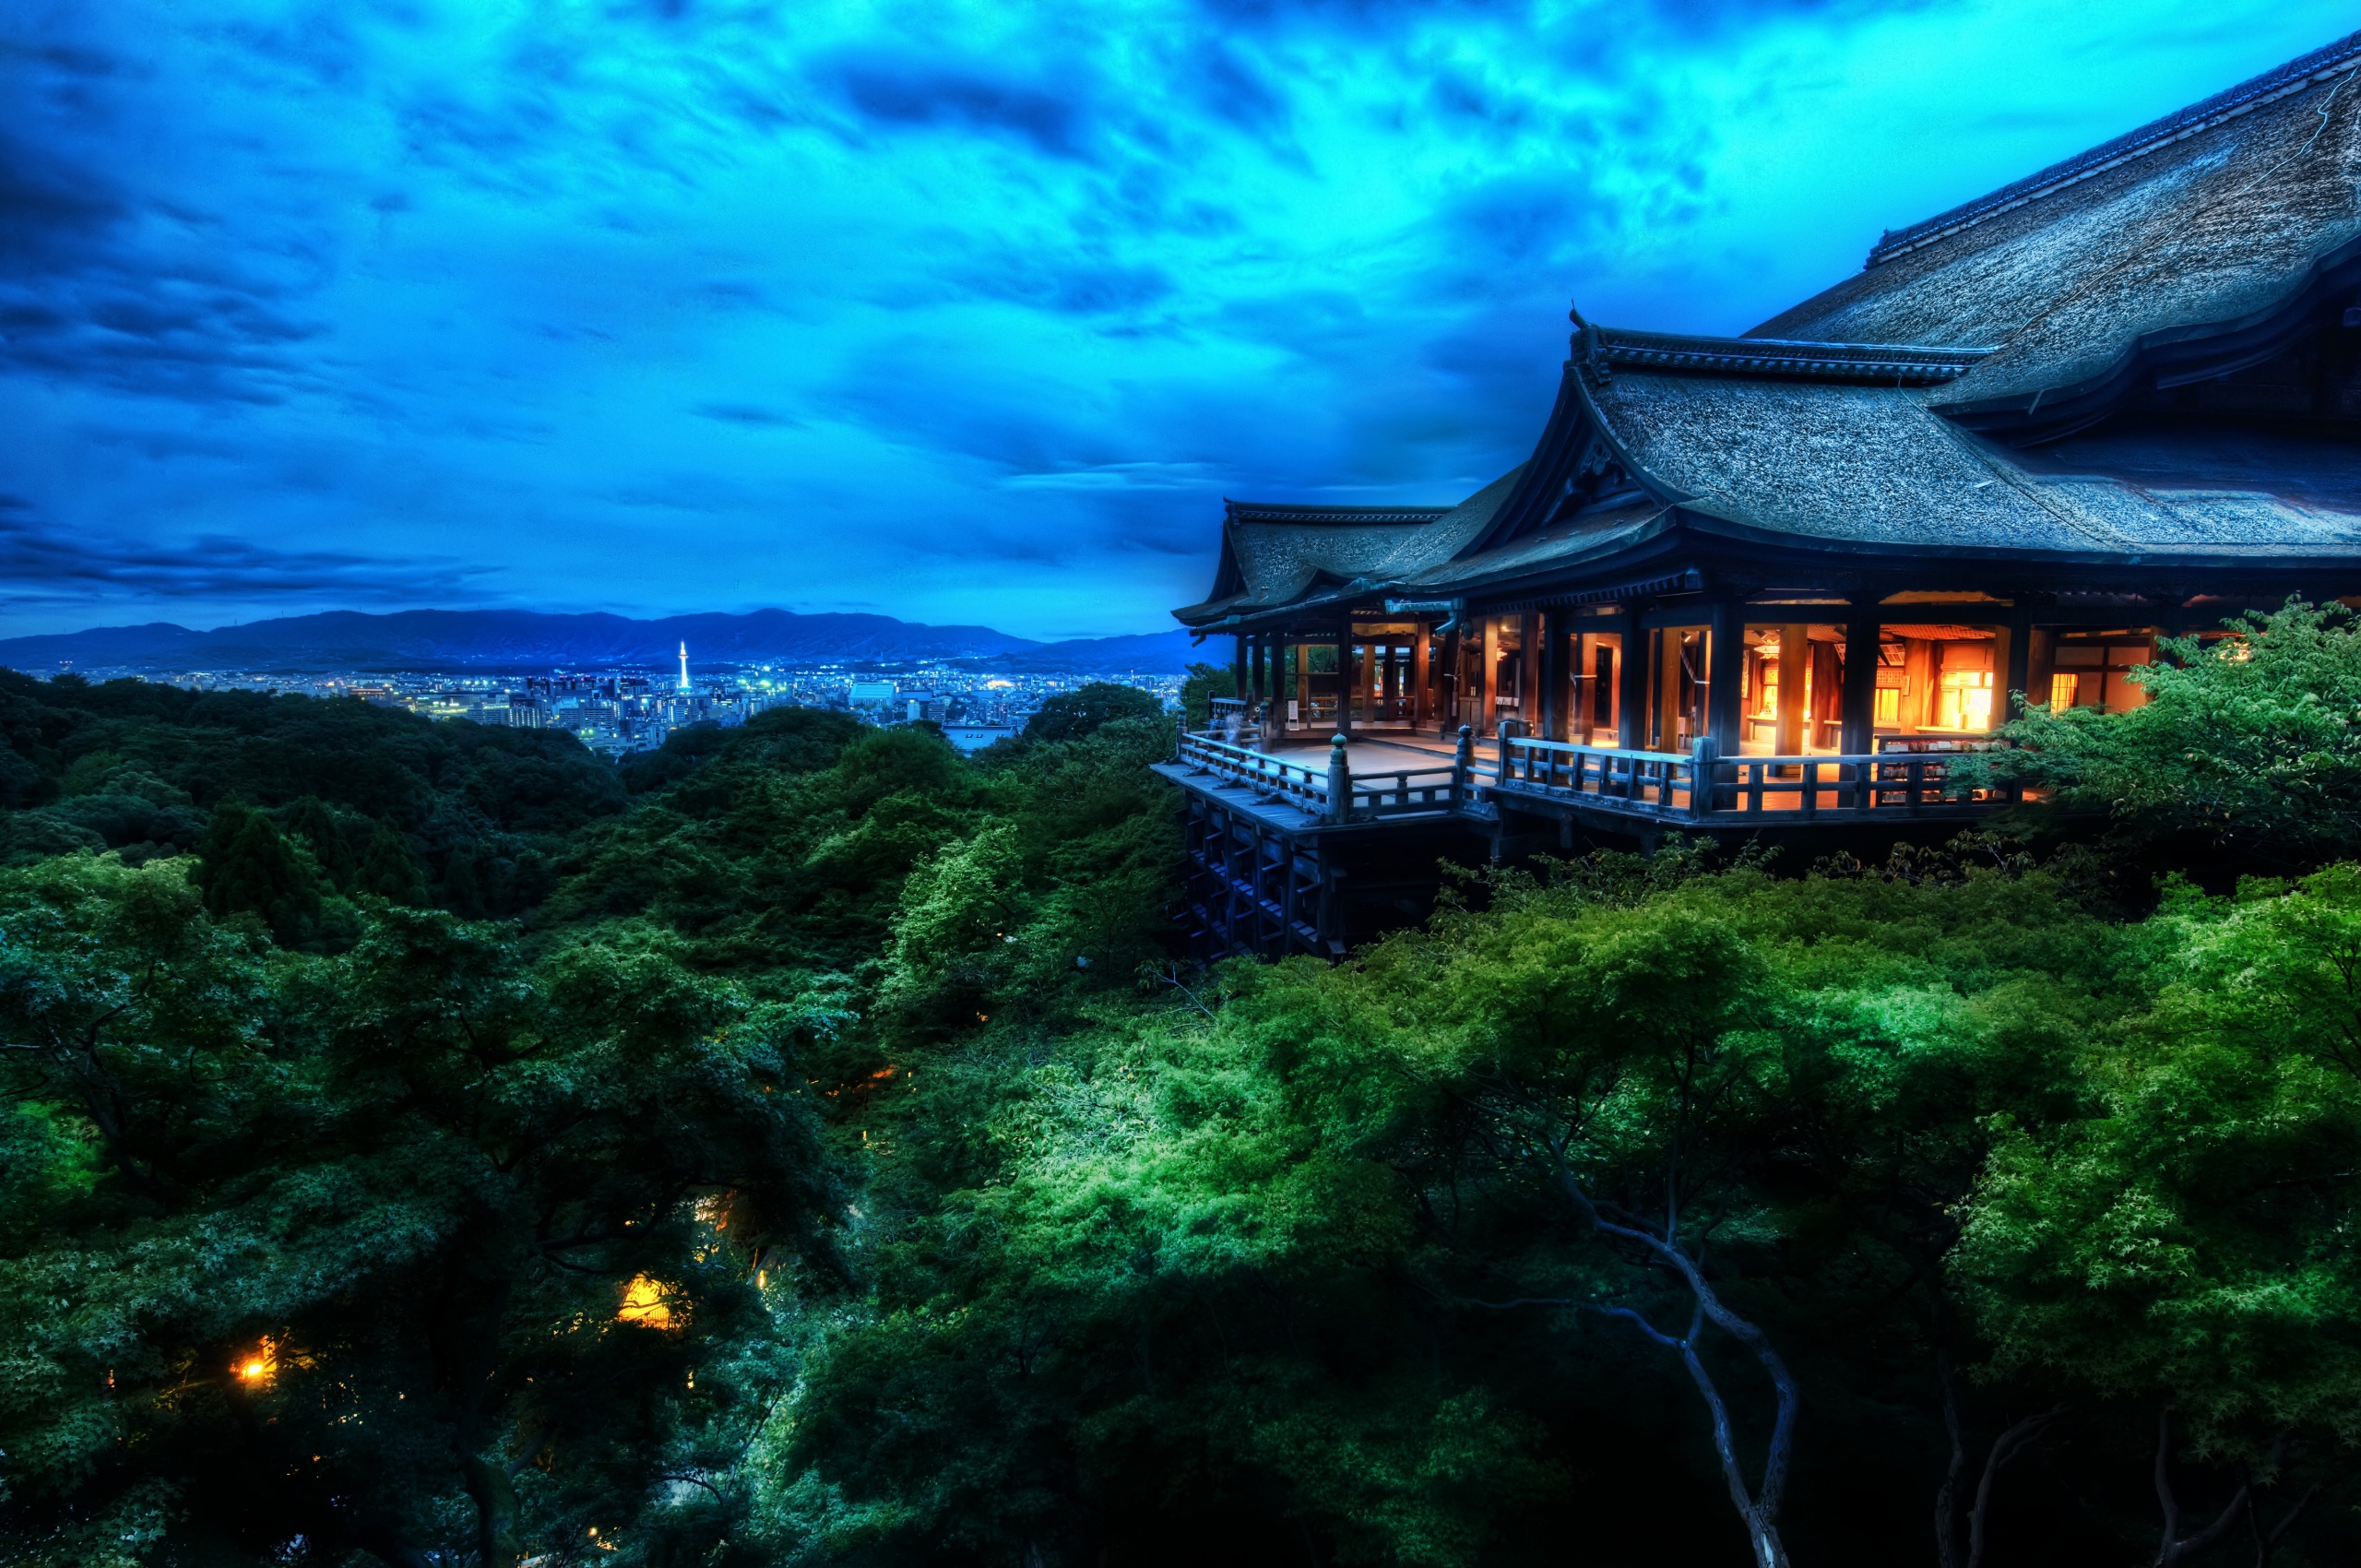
6;2;2357;640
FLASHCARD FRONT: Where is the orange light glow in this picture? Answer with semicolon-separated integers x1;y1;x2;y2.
234;1338;279;1388
617;1274;676;1330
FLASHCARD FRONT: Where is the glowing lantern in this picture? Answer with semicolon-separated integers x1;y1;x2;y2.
234;1338;279;1388
616;1274;675;1330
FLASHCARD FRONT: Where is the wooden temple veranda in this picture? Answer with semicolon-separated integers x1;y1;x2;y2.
1155;30;2361;957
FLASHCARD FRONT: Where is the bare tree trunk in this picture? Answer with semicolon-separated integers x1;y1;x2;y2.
1965;1410;2059;1568
1556;1167;1797;1568
2153;1411;2251;1568
462;1451;523;1568
1934;1353;1968;1568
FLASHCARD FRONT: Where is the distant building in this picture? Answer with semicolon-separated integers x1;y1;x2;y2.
848;679;896;708
943;725;1014;754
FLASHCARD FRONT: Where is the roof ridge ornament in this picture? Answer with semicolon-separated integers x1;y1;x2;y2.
1570;303;1613;386
1582;324;1997;385
1222;500;1453;526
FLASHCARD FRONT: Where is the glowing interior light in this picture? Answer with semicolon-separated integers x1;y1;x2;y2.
235;1338;279;1387
617;1274;676;1330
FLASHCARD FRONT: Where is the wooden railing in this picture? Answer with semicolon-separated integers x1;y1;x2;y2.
1339;764;1463;818
1178;726;2000;828
1491;736;1700;813
1176;732;1330;814
1175;731;1459;824
1495;732;1996;820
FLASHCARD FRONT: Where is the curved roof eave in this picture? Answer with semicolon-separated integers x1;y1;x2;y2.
1668;503;2361;573
1936;229;2361;443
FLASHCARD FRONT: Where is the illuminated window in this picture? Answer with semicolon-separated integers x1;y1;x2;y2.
1936;669;1994;730
2048;673;2079;709
1874;688;1900;726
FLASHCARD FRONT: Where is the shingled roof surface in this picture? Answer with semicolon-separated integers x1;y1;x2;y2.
1586;373;2361;556
1753;33;2361;408
1174;471;1527;622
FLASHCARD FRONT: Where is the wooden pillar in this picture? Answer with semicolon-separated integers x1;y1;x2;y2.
1334;625;1353;738
1439;628;1460;733
1411;624;1430;729
1903;637;1934;730
2002;610;2032;722
1477;616;1497;734
1616;608;1646;750
1518;613;1540;730
1775;622;1809;755
1706;601;1744;751
1360;642;1378;726
1233;636;1248;701
1841;606;1880;755
1540;612;1568;742
2024;626;2056;715
1294;641;1311;723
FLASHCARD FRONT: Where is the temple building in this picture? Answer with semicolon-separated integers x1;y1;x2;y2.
1160;31;2361;956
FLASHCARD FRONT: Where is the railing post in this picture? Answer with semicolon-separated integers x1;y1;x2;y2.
1688;734;1717;819
1324;732;1351;826
1451;724;1474;812
1496;719;1513;785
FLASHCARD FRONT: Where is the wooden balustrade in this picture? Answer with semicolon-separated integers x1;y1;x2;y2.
1494;735;1994;819
1178;727;1997;828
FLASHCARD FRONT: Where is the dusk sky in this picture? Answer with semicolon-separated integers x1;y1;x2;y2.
5;2;2357;640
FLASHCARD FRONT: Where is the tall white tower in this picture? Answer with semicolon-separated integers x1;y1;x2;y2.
678;640;690;692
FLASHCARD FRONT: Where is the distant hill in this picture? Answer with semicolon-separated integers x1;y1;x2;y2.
989;629;1202;673
0;609;1202;674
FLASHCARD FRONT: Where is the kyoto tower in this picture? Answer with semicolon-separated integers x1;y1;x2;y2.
677;640;690;692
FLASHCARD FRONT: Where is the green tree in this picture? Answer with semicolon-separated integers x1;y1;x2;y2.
1023;682;1164;743
195;800;325;946
353;818;429;906
1964;600;2361;871
1178;660;1236;729
1956;868;2361;1560
0;856;842;1566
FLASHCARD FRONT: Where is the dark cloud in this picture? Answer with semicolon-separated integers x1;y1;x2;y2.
1189;42;1293;138
816;53;1098;160
947;253;1177;315
0;42;326;405
694;402;802;427
0;515;481;604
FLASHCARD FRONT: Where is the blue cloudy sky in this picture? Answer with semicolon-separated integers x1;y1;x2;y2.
3;1;2355;639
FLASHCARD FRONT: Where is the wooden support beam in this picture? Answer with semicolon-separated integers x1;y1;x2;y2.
1540;612;1568;742
1775;621;1809;755
1477;616;1498;735
1706;600;1744;751
2002;611;2032;723
1335;626;1354;738
2023;626;2056;718
1842;607;1880;755
1411;624;1430;730
1616;608;1646;751
1233;636;1248;701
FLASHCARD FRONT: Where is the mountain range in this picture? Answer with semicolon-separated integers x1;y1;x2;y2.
0;610;1203;675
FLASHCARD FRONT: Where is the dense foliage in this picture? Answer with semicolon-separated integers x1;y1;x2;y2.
1966;600;2361;874
6;662;2361;1568
0;671;623;923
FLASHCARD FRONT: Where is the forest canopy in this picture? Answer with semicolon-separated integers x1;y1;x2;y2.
4;656;2360;1568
